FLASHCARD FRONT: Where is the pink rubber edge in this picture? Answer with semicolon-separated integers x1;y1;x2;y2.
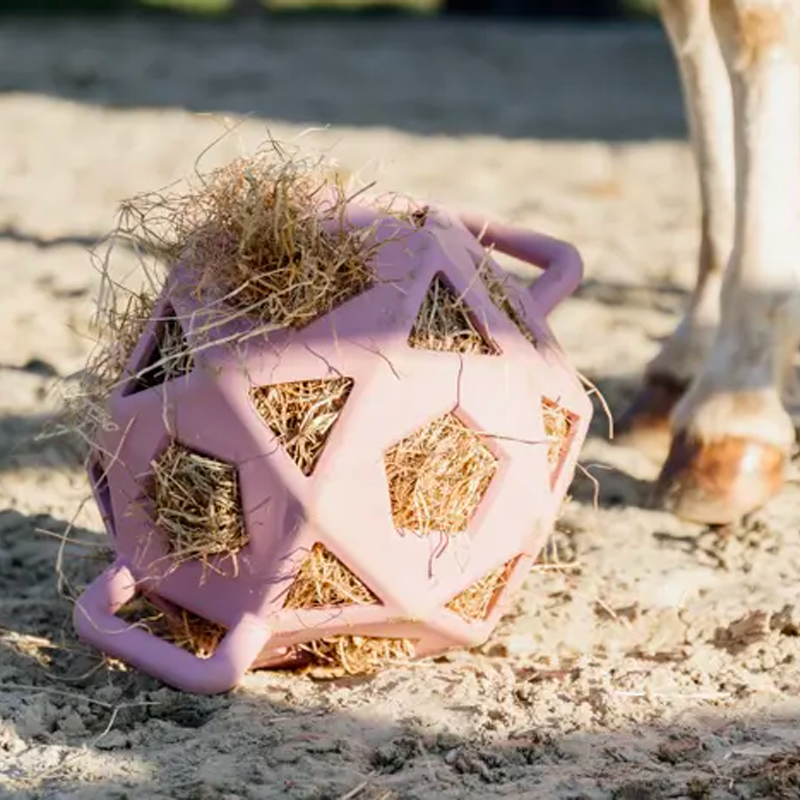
459;214;584;316
72;561;271;695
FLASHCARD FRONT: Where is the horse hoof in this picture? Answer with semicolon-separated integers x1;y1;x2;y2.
650;430;785;524
615;373;687;462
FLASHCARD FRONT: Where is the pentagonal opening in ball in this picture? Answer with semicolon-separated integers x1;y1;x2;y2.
147;442;248;570
446;557;519;623
475;254;537;348
250;377;354;477
384;412;499;537
541;397;578;486
123;304;193;397
117;596;226;660
283;542;380;610
408;273;499;356
89;458;115;538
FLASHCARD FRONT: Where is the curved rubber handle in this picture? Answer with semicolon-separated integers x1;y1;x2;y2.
73;561;270;695
459;214;584;317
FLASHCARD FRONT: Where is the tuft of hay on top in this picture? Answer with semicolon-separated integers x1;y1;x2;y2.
408;274;498;356
446;558;518;623
283;542;378;609
60;139;416;462
297;635;415;679
250;377;354;477
122;145;384;334
149;442;248;572
117;597;226;660
541;397;575;473
476;252;537;347
384;413;498;537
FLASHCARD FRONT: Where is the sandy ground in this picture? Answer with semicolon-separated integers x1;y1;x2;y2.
3;16;800;800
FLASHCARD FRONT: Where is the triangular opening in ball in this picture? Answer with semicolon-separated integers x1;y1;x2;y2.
445;557;520;623
123;303;193;396
541;397;577;487
89;457;116;538
117;595;226;660
283;542;380;609
475;254;537;348
409;273;499;356
250;377;354;477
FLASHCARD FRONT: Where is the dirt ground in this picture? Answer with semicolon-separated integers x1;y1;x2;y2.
4;16;800;800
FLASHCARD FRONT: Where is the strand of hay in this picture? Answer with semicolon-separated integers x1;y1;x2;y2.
250;377;354;476
298;635;415;678
384;413;498;536
408;274;497;356
476;252;537;347
117;597;226;660
149;442;248;570
541;397;575;471
446;558;517;622
283;542;378;609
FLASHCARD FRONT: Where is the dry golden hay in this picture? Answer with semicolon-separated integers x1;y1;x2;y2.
250;377;354;477
446;558;518;623
541;397;575;472
123;146;385;334
408;274;498;356
149;442;248;569
384;413;498;536
297;634;415;678
117;597;226;660
283;542;379;609
60;140;420;458
476;255;537;347
127;305;194;395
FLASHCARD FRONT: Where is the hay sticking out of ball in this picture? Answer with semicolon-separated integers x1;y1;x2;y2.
476;254;537;347
149;442;248;570
384;413;498;537
283;543;379;609
446;558;518;622
118;597;226;660
60;139;413;453
122;144;385;334
541;397;575;474
298;635;415;678
250;377;354;477
409;274;498;356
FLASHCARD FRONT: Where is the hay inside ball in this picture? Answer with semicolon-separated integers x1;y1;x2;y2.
250;377;354;477
446;558;518;623
541;397;575;476
476;255;537;347
384;413;498;537
118;597;226;660
149;442;248;571
298;635;415;679
283;543;379;609
408;274;498;356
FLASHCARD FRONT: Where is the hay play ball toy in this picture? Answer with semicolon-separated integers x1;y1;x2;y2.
70;149;592;694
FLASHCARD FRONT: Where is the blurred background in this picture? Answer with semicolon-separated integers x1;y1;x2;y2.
2;0;658;19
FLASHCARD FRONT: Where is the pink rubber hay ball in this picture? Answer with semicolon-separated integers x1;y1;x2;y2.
73;200;592;694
